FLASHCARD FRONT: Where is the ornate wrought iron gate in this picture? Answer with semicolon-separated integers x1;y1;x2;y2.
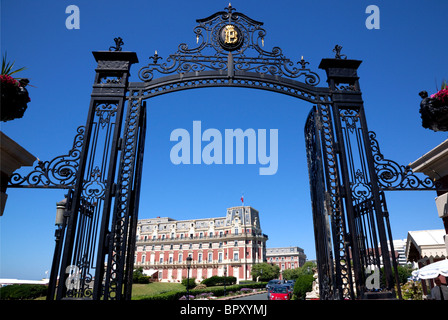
304;58;398;299
8;5;437;300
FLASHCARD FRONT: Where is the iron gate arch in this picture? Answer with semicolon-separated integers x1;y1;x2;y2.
8;4;438;300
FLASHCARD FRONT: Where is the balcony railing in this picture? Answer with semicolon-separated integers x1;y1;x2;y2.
136;232;268;243
134;257;265;268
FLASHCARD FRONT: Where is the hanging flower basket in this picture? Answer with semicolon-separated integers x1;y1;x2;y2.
1;53;30;122
419;81;448;131
1;75;30;122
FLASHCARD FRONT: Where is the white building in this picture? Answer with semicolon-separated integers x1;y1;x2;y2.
390;239;408;266
405;229;447;264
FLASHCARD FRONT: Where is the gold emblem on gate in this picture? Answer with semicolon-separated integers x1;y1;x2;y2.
224;25;238;44
218;24;243;51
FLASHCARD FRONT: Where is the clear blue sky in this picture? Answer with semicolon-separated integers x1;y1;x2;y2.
1;0;447;280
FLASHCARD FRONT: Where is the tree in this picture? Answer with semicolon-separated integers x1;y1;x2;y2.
293;274;314;300
251;263;280;281
133;267;150;284
182;277;196;289
283;261;316;280
379;264;414;287
282;268;301;280
396;264;414;284
299;261;316;276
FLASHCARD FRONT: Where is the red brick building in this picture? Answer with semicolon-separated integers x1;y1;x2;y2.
266;247;307;274
134;206;268;283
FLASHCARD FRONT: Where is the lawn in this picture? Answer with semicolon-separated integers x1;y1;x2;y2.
29;282;186;300
131;282;186;299
22;281;262;300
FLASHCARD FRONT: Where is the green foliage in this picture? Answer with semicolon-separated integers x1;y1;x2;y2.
293;275;314;300
379;264;414;287
0;284;48;300
181;277;196;289
134;282;267;300
282;268;299;280
251;263;280;281
131;282;185;298
396;264;414;284
300;261;317;275
201;275;236;287
133;267;150;284
400;280;423;300
1;52;26;77
137;290;187;301
282;261;316;280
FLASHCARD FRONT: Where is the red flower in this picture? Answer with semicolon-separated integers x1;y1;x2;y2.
434;88;448;105
0;74;21;87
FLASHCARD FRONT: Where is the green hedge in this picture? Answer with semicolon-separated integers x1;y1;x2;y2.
135;282;267;300
181;277;196;289
201;276;236;287
0;284;48;300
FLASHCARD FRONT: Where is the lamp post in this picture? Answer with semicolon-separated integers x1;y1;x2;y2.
186;255;192;300
47;197;68;300
224;265;227;297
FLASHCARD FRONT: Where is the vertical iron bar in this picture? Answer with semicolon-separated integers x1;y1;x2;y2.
381;191;402;299
124;102;147;299
358;106;396;292
316;103;348;299
91;97;127;300
305;106;334;299
331;103;362;298
108;98;143;299
47;190;72;300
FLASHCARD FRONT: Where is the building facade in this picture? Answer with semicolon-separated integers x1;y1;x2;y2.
134;206;268;283
266;246;307;272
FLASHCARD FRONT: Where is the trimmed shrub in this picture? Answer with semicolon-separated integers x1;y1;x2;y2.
0;284;48;300
181;277;196;289
134;282;268;300
133;267;151;284
201;276;236;287
135;275;150;284
193;284;207;290
293;275;314;300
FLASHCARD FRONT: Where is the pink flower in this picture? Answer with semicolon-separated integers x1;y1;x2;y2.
432;88;448;105
0;74;21;87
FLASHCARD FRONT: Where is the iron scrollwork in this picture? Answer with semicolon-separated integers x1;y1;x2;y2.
8;126;84;189
369;131;436;191
138;4;320;86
